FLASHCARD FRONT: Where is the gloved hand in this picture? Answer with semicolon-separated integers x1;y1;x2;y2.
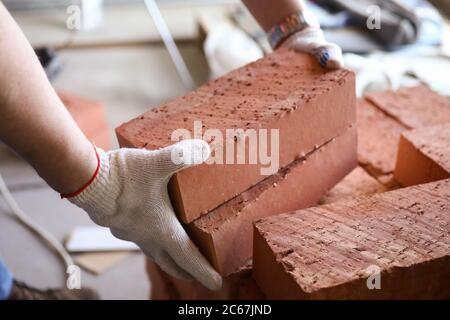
281;13;344;69
68;139;222;291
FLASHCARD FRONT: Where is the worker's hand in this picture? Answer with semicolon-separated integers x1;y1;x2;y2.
68;139;222;291
281;25;344;69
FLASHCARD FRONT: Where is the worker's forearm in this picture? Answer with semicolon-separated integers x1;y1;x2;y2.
242;0;306;31
0;3;97;194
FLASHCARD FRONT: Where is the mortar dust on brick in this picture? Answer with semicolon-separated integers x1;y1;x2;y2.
116;48;356;223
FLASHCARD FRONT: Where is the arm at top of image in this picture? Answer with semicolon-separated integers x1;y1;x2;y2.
243;0;344;68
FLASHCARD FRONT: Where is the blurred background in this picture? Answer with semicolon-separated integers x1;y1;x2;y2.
0;0;449;300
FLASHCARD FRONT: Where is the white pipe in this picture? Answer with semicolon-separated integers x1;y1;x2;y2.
144;0;195;90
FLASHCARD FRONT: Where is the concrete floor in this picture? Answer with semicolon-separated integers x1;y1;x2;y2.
0;3;213;300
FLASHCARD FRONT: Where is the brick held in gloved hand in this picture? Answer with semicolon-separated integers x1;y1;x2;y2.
186;126;357;276
116;48;355;223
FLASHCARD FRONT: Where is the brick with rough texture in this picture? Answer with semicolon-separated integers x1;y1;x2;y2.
357;99;407;176
366;85;450;129
187;127;357;276
320;166;385;204
116;49;355;223
394;123;450;187
253;179;450;299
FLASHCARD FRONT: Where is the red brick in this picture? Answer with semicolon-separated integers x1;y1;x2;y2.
394;123;450;187
187;126;357;276
253;179;450;299
237;277;266;300
116;49;355;223
145;259;263;300
58;91;111;150
146;259;180;300
320;166;385;204
366;85;450;129
357;99;407;176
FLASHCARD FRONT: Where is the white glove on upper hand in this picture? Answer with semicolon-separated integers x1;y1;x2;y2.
69;139;222;290
282;26;344;70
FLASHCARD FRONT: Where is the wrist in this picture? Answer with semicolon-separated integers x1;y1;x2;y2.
66;147;118;227
267;9;320;49
59;142;99;196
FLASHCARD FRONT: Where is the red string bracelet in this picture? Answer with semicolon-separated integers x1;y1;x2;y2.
60;145;100;199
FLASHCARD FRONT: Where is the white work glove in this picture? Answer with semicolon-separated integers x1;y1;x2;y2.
68;139;222;290
281;13;344;69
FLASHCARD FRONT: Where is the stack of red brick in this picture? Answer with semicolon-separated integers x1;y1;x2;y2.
116;48;450;300
357;85;450;186
253;87;450;299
